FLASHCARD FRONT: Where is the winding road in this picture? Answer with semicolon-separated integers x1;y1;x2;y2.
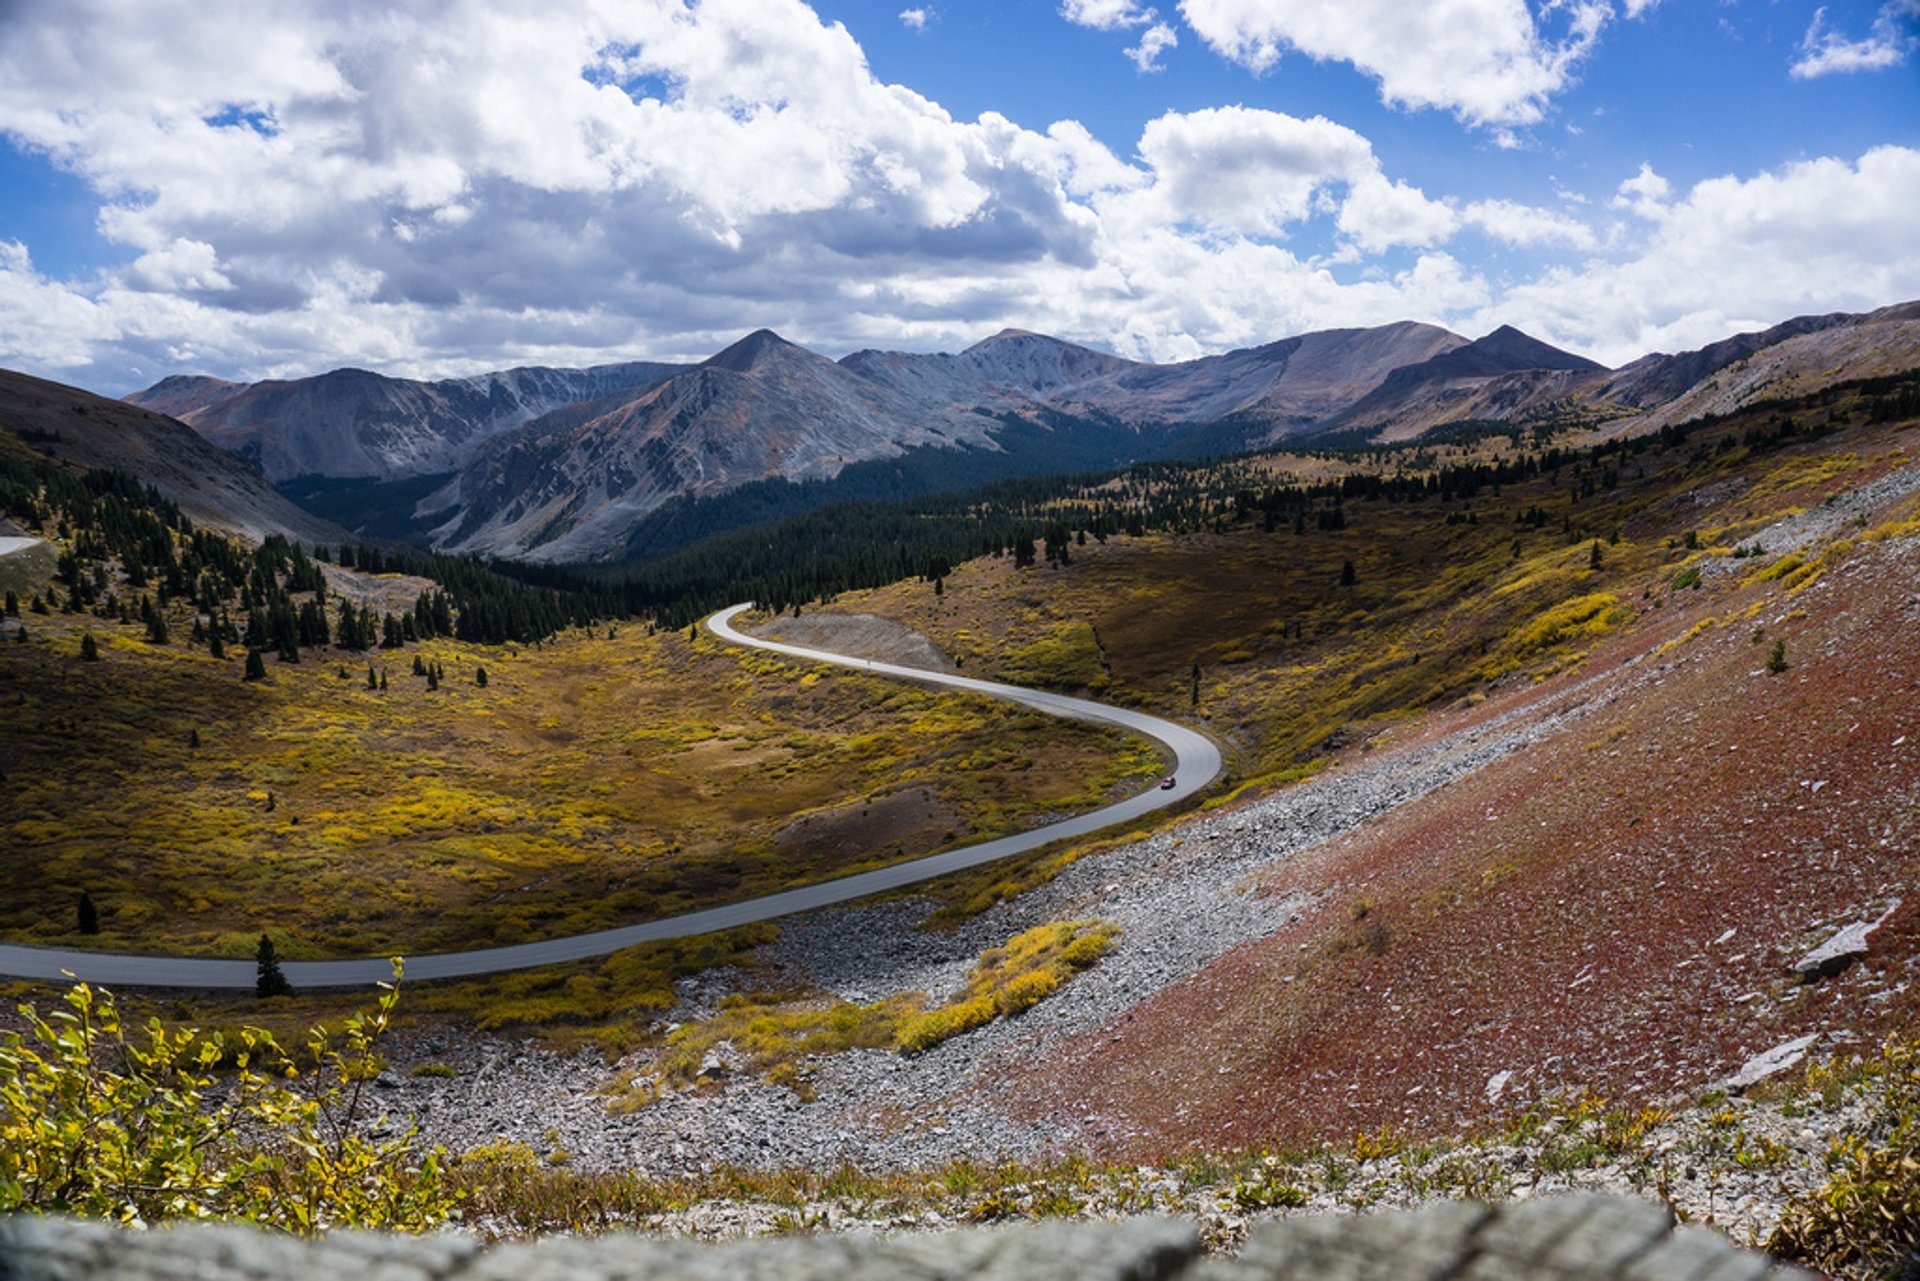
0;603;1221;990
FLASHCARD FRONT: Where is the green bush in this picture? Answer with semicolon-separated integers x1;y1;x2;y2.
0;963;456;1233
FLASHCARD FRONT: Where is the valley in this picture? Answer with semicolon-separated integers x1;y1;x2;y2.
4;309;1920;1278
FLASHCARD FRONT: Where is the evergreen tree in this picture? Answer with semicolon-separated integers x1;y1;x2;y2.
412;654;426;676
244;649;268;681
1338;559;1357;587
378;671;388;690
254;935;293;997
1190;661;1201;707
1588;540;1604;570
3;589;15;616
209;631;225;659
80;633;99;661
475;665;488;688
367;663;378;689
189;728;201;749
77;891;99;936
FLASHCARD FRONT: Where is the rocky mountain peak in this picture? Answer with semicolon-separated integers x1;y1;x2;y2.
702;329;806;374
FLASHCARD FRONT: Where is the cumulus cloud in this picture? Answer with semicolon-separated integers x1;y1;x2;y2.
1060;0;1155;30
1611;163;1671;219
1336;173;1460;254
1132;106;1374;236
1126;21;1179;71
899;7;930;31
1488;145;1920;364
1176;0;1609;127
1791;2;1920;78
0;0;1912;392
1460;199;1597;249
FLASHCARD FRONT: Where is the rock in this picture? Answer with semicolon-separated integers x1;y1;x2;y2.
374;1070;404;1089
0;1202;1814;1281
696;1054;730;1083
1793;898;1901;983
1725;1033;1821;1092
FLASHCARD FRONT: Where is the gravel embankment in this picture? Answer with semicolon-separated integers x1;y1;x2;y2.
386;655;1643;1176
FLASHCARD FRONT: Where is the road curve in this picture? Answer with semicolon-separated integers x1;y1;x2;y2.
0;603;1221;990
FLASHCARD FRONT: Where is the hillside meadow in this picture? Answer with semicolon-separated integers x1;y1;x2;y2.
0;600;1160;965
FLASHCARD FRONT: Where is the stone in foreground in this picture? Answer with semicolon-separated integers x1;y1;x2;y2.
0;1196;1811;1281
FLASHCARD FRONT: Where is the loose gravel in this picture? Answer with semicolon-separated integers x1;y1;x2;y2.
385;656;1639;1177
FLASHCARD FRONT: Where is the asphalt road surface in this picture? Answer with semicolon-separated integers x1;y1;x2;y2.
0;603;1222;989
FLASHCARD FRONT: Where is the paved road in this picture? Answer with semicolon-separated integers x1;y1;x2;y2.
0;603;1221;990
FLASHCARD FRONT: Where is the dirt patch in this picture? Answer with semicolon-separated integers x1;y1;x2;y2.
773;785;960;871
755;612;956;672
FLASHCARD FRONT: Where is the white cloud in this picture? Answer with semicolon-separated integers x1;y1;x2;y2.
1487;145;1920;364
1132;106;1374;236
1791;2;1919;78
1176;0;1610;127
1126;21;1179;71
1460;199;1597;249
1611;163;1671;219
1337;173;1459;254
1060;0;1155;30
0;0;1911;394
899;8;930;31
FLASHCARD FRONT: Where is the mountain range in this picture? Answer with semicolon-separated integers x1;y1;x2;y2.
0;368;347;547
113;300;1920;563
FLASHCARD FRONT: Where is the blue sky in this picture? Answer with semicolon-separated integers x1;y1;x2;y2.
0;0;1916;394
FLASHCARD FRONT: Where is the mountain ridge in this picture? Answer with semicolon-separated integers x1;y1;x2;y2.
114;302;1920;562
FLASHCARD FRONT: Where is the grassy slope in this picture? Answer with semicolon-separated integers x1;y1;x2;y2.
0;588;1158;964
953;413;1920;1160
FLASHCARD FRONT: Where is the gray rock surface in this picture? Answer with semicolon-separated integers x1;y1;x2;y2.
1793;898;1901;983
0;1197;1810;1281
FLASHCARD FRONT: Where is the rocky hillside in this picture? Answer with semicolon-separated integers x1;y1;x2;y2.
0;368;348;546
121;302;1920;564
126;359;686;483
431;330;1008;563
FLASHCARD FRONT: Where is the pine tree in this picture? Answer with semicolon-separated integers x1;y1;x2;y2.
379;671;388;690
244;649;268;680
1338;559;1357;587
3;590;16;616
1190;661;1201;707
1767;640;1788;673
80;633;99;661
77;891;100;936
474;665;488;688
412;654;426;676
189;728;201;749
1588;540;1604;570
254;934;293;997
209;631;225;659
367;663;378;689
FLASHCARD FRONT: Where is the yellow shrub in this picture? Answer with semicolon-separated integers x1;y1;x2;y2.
993;969;1060;1016
1506;594;1625;656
